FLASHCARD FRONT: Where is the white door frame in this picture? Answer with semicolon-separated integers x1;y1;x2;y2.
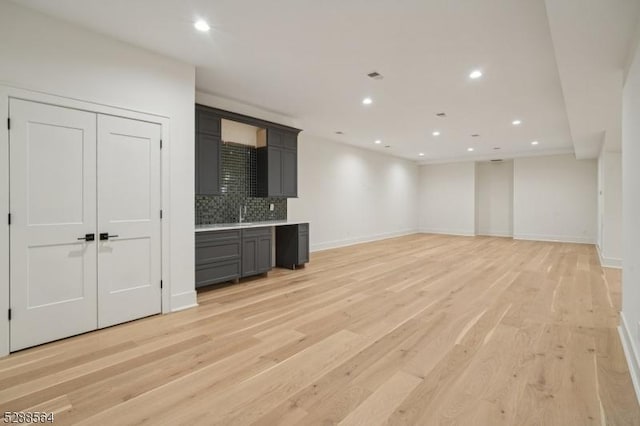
0;85;173;357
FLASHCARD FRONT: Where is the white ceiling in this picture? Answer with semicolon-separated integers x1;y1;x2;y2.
13;0;639;162
544;0;640;158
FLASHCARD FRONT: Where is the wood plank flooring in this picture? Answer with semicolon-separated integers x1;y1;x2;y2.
0;234;638;425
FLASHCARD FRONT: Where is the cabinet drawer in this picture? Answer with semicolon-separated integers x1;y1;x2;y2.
196;260;240;287
196;230;241;244
196;241;241;264
242;226;272;238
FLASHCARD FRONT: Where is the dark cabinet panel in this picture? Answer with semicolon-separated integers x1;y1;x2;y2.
276;223;310;269
281;148;297;197
298;232;309;264
268;147;283;196
242;238;258;277
196;133;221;195
258;235;272;272
197;109;222;136
267;128;284;147
195;105;222;196
241;227;272;277
257;129;298;198
282;132;297;150
195;230;241;288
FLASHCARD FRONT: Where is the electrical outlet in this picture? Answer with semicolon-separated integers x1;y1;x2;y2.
269;203;274;211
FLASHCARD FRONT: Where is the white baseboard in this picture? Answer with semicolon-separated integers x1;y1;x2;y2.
311;229;419;252
619;314;640;406
513;233;595;244
596;245;623;269
418;228;476;237
170;291;198;312
477;232;513;238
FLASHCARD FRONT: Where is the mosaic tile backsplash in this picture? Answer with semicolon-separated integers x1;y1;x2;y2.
195;142;287;225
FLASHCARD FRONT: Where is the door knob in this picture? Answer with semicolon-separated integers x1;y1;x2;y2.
100;233;119;241
77;233;95;241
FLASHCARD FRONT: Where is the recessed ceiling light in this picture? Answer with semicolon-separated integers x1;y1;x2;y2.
432;131;440;136
374;139;381;144
493;147;501;150
531;141;539;145
436;112;447;117
418;153;425;157
467;147;475;152
512;120;522;126
471;134;480;137
384;145;391;148
469;70;483;79
335;131;344;135
362;97;373;105
194;20;210;32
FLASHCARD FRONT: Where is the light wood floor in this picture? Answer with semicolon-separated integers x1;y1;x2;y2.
0;234;638;425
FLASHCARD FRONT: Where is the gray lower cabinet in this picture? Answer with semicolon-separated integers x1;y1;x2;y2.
276;223;309;269
242;227;272;277
195;230;241;288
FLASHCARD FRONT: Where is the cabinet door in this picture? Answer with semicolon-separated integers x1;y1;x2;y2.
257;235;272;273
242;237;258;277
281;148;297;197
196;133;221;195
282;132;297;150
268;147;283;197
268;128;284;147
197;109;221;136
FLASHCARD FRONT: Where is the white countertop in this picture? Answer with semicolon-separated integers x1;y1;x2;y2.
195;220;309;232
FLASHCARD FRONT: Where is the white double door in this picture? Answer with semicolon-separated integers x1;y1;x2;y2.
9;99;162;351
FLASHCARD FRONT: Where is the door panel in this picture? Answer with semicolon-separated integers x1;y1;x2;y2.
257;236;272;273
97;115;161;328
281;149;297;197
242;237;258;277
9;99;98;351
268;147;282;196
298;232;309;264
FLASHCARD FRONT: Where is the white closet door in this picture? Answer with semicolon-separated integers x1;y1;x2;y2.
9;99;98;351
97;115;162;328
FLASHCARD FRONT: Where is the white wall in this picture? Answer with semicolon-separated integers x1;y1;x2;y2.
476;161;514;237
513;154;597;243
597;150;623;267
0;0;197;356
288;135;419;251
418;162;476;236
621;38;640;401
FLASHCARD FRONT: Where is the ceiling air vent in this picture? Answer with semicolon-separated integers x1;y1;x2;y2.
367;71;383;80
490;159;503;162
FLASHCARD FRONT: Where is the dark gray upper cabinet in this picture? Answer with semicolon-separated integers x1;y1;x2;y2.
195;106;221;196
196;133;221;195
257;128;298;198
241;227;272;277
194;104;301;198
196;109;222;136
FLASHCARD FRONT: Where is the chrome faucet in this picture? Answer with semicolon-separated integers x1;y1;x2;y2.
239;205;247;223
